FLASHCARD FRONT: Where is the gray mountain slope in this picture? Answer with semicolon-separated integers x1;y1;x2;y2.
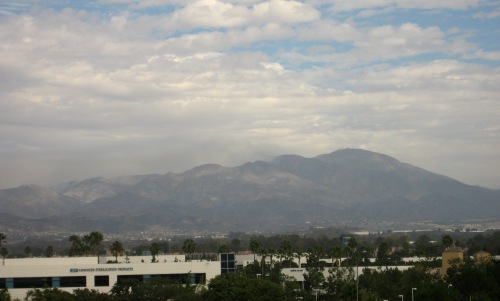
1;149;499;232
0;185;82;219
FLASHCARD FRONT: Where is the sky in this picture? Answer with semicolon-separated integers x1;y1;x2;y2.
0;0;499;189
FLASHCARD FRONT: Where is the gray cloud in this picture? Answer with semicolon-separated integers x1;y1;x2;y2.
0;1;499;189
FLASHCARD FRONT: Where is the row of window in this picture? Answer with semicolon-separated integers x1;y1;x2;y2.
117;273;205;284
0;273;206;289
0;276;90;289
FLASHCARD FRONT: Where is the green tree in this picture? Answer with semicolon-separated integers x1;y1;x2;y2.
280;240;292;268
25;288;75;301
182;239;197;260
230;238;241;252
304;247;325;293
150;242;161;263
442;235;453;249
110;277;199;301
0;288;12;301
268;248;275;266
376;240;391;265
295;248;304;268
24;246;32;257
0;233;5;248
110;241;125;262
249;239;260;262
45;245;54;258
330;246;343;267
446;258;500;300
217;244;230;253
69;234;85;256
258;248;268;278
323;266;356;300
348;238;357;254
0;247;8;259
202;272;287;301
73;288;112;301
83;231;104;257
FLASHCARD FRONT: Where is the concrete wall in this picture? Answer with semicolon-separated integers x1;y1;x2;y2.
1;256;219;300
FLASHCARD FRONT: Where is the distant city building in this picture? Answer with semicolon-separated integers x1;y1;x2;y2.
342;236;352;246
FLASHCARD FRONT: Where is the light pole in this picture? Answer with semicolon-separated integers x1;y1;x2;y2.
313;288;319;300
412;287;417;301
399;294;404;301
356;251;359;301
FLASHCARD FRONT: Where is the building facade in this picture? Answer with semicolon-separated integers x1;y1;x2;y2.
1;256;221;300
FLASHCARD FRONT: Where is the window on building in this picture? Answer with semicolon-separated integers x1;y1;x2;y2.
150;274;184;284
219;253;235;274
59;276;86;288
193;273;206;284
117;274;143;284
94;275;109;287
13;277;52;289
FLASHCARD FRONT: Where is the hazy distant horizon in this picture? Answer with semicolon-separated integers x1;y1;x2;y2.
2;148;498;191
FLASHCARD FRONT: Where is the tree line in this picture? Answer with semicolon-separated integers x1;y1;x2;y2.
1;230;500;260
1;252;499;300
1;230;500;300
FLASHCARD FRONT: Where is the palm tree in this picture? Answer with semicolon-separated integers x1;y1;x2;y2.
0;233;6;261
442;235;454;249
69;234;84;257
268;248;275;266
24;246;32;257
258;248;268;277
315;245;325;259
84;231;104;256
295;249;304;268
0;233;6;248
182;238;197;261
45;245;54;258
110;241;125;262
278;248;284;263
150;242;160;262
0;247;7;260
249;239;260;262
331;246;342;267
280;239;292;267
347;237;358;266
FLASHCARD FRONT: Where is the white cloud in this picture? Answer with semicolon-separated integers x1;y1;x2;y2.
325;0;478;11
251;0;320;24
473;8;500;19
0;1;499;189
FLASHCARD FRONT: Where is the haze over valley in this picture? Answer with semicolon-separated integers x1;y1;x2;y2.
1;149;499;236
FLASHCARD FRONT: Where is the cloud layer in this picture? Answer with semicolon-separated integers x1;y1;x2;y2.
0;0;499;188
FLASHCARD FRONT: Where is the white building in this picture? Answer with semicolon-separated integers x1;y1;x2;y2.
0;255;223;300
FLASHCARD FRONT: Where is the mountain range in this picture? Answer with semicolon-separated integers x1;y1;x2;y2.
1;149;499;233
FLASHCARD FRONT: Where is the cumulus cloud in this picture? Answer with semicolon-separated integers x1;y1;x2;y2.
0;1;499;189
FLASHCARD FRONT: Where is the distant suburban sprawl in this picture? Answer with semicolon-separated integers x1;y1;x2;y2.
1;230;500;300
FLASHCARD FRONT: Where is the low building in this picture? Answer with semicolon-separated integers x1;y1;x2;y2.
441;247;464;276
473;250;491;263
0;256;221;300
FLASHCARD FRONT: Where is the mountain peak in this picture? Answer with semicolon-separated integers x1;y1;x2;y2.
2;149;498;232
317;148;399;163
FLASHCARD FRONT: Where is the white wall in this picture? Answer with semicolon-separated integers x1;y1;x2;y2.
1;256;219;300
